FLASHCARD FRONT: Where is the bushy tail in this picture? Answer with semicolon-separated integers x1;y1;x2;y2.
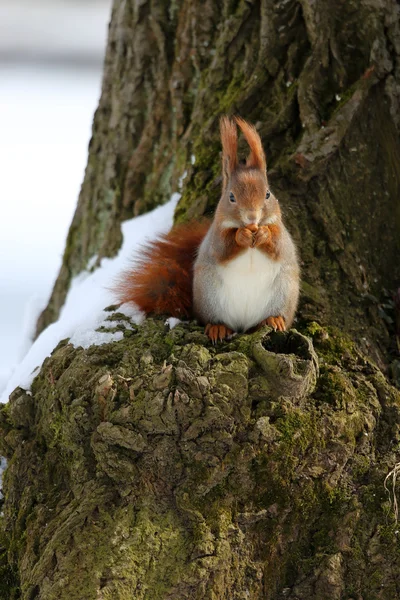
115;221;210;318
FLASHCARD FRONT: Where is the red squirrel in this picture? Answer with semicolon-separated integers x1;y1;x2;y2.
116;116;300;343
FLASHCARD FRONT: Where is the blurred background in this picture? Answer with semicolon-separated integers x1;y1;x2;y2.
0;0;112;393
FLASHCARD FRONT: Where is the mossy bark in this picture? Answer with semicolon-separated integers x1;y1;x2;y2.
3;0;400;598
1;317;400;599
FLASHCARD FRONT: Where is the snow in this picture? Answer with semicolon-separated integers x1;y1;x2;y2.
178;170;188;190
0;194;181;404
0;65;103;379
165;317;182;329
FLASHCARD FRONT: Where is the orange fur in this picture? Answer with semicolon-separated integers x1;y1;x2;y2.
115;221;210;318
235;116;266;171
216;227;250;264
255;224;281;260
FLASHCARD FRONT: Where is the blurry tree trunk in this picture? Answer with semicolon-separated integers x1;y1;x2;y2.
2;0;400;599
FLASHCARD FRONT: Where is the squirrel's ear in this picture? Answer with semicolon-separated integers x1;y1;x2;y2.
220;116;238;189
234;116;266;171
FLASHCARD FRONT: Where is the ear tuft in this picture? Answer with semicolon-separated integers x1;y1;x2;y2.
234;116;266;171
220;116;238;189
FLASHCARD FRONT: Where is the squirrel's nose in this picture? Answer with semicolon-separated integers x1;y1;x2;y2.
244;211;260;225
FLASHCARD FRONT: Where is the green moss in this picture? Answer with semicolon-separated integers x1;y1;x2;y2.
315;366;355;408
360;482;387;513
0;519;20;600
174;138;221;224
327;78;363;121
2;313;400;597
268;409;320;482
350;454;371;480
275;409;318;454
302;322;357;366
217;75;244;113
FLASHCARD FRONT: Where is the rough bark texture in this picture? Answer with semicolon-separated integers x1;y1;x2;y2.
2;0;400;598
1;317;400;599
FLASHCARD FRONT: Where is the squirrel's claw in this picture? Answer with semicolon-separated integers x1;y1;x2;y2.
205;323;234;344
261;316;286;331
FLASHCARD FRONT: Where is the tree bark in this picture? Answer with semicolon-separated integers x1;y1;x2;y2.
1;320;400;599
2;0;400;598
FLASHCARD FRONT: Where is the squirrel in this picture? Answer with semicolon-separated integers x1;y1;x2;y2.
115;116;300;343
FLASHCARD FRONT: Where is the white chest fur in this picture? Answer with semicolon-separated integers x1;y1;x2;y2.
216;249;281;331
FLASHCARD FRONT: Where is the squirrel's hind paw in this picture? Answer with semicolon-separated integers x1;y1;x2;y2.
261;316;286;331
205;323;234;344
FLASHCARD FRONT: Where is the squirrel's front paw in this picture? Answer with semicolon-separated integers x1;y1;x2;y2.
235;227;254;248
253;226;270;248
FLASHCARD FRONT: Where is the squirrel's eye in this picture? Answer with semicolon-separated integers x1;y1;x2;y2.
229;192;236;203
265;190;271;200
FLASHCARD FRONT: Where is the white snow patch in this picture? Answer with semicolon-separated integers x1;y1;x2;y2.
0;194;181;404
165;317;182;329
178;170;187;190
119;303;145;320
86;254;99;271
0;65;103;379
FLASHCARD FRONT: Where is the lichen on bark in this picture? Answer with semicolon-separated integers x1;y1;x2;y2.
1;316;400;599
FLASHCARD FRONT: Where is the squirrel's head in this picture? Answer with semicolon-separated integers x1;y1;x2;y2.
218;116;281;228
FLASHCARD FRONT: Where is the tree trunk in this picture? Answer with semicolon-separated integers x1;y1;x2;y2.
2;0;400;598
